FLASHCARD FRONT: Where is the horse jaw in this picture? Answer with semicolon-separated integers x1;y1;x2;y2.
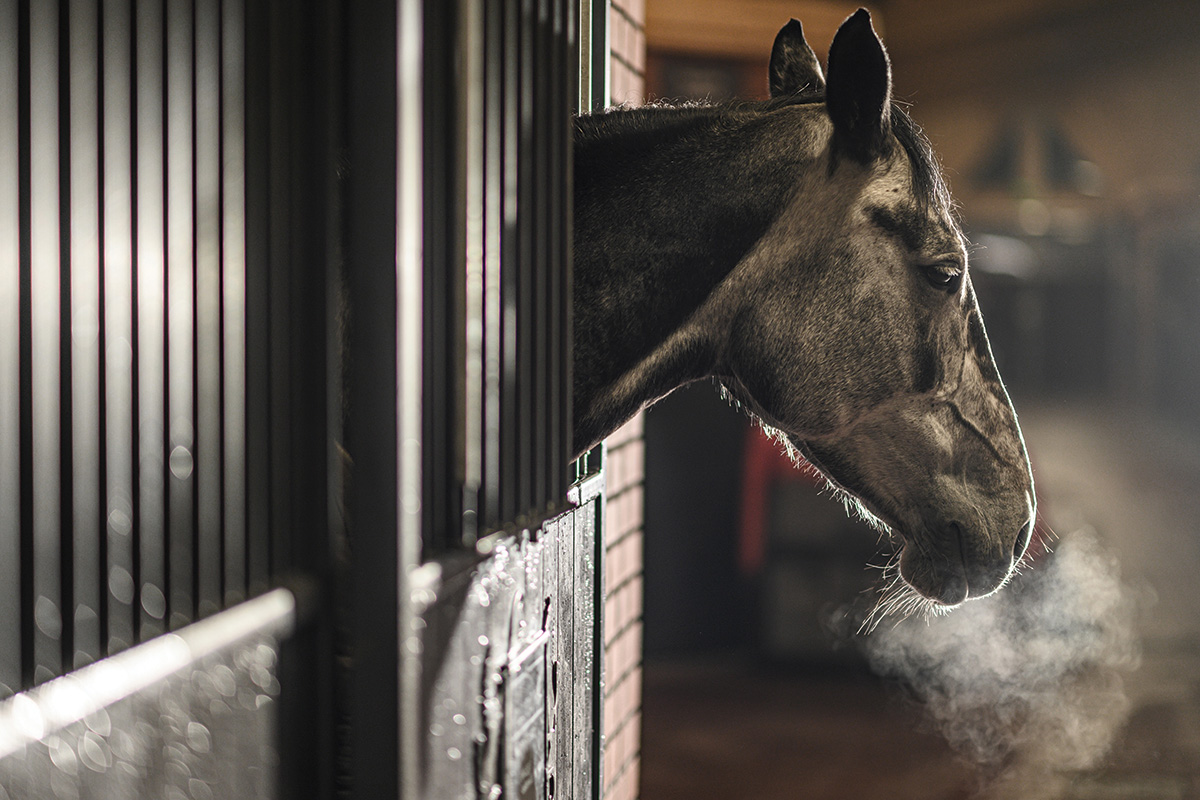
780;339;1037;609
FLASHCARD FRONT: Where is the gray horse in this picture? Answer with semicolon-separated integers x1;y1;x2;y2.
572;10;1035;614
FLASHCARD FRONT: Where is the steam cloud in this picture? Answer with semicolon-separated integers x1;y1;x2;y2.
850;527;1142;798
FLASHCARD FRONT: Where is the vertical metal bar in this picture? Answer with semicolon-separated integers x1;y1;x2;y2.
562;0;576;496
69;0;102;669
243;0;269;599
517;0;534;517
420;0;458;552
532;0;549;512
266;0;291;578
482;0;503;529
500;0;519;529
195;0;221;619
102;0;136;659
0;0;20;699
590;0;608;113
222;0;247;608
166;0;194;629
30;0;63;684
559;0;575;503
577;0;591;112
547;0;563;507
398;0;424;794
136;0;168;641
460;0;484;544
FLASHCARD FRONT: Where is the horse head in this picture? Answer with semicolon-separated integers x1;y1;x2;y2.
721;11;1035;608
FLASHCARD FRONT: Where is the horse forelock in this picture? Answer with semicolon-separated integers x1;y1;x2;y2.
888;105;960;242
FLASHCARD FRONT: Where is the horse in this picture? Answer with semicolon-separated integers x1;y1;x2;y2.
571;9;1036;613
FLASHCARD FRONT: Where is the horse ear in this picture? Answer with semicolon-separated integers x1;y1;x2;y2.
769;19;825;98
825;8;892;162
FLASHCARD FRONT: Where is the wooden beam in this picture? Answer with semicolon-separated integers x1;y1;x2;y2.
645;0;874;61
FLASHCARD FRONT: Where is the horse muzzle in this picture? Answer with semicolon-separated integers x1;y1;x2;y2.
898;513;1034;606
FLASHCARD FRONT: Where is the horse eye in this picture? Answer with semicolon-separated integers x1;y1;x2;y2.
924;265;963;292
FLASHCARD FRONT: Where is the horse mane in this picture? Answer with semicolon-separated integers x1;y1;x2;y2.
576;89;954;220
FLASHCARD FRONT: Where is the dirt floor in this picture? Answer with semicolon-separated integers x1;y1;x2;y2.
639;402;1200;800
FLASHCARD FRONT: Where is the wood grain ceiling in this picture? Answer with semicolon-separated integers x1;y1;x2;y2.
644;0;870;62
645;0;1199;98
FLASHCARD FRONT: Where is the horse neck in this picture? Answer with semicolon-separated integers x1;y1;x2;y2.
572;104;812;455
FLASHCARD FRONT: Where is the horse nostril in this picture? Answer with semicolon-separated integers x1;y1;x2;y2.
1013;519;1033;561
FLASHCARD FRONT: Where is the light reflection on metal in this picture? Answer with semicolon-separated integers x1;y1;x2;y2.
102;0;136;659
222;0;247;608
195;0;222;620
0;0;21;697
0;588;294;798
462;0;485;545
398;0;425;794
483;0;503;525
30;0;63;683
167;0;195;630
136;0;167;642
70;0;103;670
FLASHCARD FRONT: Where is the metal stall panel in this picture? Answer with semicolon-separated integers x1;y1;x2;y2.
393;2;604;799
3;0;344;795
416;488;603;800
0;0;336;704
434;0;576;550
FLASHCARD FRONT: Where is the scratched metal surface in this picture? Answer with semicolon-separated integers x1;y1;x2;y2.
417;492;602;800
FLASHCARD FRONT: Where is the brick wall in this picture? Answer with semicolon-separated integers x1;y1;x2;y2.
601;7;646;800
609;0;646;107
603;414;644;800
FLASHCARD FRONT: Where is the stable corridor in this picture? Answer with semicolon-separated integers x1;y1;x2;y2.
641;401;1200;800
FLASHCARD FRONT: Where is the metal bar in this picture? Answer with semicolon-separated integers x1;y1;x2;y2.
517;0;534;517
266;0;291;578
69;0;102;670
0;586;295;762
577;0;591;111
419;0;450;551
398;0;425;793
532;0;549;513
102;0;136;660
0;0;20;699
500;0;519;529
560;0;575;503
590;0;609;112
195;0;222;619
547;0;564;508
461;0;484;544
482;0;503;530
166;0;194;629
564;0;577;497
242;0;269;599
222;0;247;608
30;0;63;683
135;0;167;642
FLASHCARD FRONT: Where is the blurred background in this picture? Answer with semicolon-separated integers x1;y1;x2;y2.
630;1;1200;798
